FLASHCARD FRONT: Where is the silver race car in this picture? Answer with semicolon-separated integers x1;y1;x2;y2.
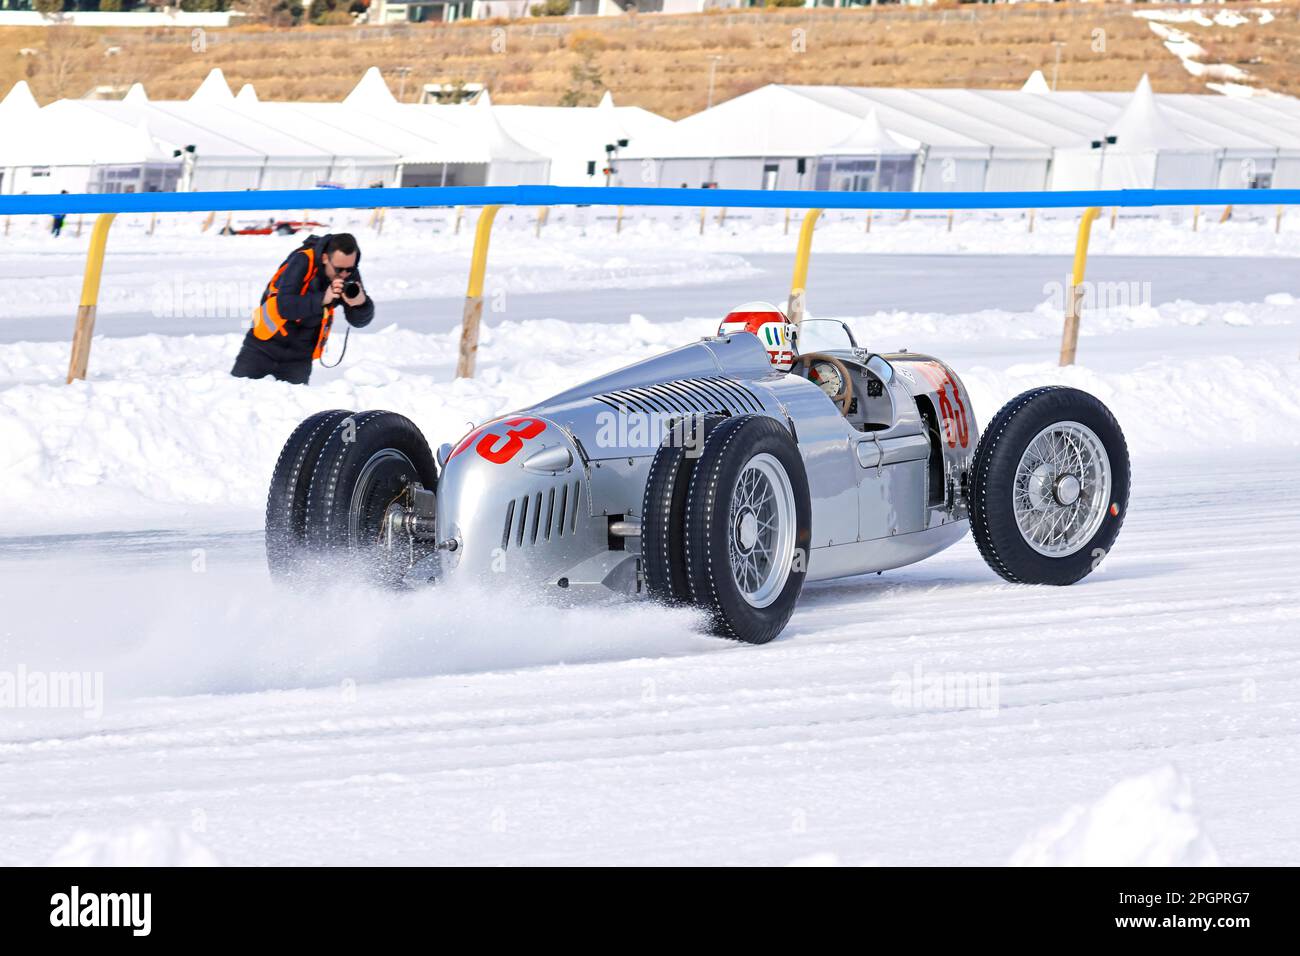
266;303;1130;644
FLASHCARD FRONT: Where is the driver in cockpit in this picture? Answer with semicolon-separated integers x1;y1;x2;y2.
717;301;859;420
717;301;797;370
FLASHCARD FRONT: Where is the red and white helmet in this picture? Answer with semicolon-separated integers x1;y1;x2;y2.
718;301;795;371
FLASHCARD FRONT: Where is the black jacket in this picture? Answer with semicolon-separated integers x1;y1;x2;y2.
243;233;375;362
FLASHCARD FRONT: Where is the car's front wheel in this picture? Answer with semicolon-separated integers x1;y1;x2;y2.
969;387;1130;585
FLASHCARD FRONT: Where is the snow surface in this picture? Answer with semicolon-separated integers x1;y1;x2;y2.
1;219;1298;865
1010;766;1220;867
48;822;221;867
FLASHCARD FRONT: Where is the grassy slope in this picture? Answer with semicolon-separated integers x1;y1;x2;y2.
1;3;1295;116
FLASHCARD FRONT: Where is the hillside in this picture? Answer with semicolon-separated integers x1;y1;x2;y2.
1;3;1296;116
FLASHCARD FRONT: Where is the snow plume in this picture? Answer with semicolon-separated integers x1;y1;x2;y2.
0;554;710;699
1010;766;1220;867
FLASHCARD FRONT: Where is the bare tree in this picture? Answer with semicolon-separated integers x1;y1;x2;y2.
33;25;100;102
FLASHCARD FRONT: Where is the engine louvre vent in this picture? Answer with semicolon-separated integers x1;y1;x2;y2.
501;480;583;551
592;377;763;419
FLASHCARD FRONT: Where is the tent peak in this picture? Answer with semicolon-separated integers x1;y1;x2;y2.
344;67;397;108
191;68;234;102
1022;70;1051;94
823;108;915;155
597;90;615;110
123;82;148;105
0;80;40;113
236;83;258;104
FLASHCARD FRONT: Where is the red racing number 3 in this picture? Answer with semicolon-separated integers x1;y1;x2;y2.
475;417;547;464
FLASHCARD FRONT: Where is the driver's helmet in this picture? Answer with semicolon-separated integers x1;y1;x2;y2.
718;301;795;371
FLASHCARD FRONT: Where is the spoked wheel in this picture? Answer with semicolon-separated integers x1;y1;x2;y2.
299;410;440;587
1012;421;1112;558
970;387;1130;585
727;453;798;608
683;415;811;644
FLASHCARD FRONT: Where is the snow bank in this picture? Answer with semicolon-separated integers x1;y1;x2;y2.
0;301;1296;530
1010;766;1220;866
48;822;221;866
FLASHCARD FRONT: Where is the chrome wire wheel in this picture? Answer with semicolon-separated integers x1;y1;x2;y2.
728;452;796;608
1012;420;1112;557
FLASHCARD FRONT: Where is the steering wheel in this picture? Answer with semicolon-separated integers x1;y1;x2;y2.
796;352;855;416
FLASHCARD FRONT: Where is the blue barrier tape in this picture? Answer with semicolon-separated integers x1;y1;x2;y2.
0;185;1296;216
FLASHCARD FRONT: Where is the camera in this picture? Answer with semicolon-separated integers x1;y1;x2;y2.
342;280;361;300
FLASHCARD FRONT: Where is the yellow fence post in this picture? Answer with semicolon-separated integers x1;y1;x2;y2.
616;205;624;234
67;213;117;384
787;208;823;327
148;212;156;236
455;205;501;380
1110;207;1118;231
1192;206;1200;232
717;207;727;228
454;206;464;235
1059;207;1100;368
698;207;706;235
947;210;954;232
865;209;872;233
1277;206;1284;234
200;210;215;232
536;206;548;237
784;208;791;235
1027;208;1035;233
75;215;83;237
1219;204;1234;224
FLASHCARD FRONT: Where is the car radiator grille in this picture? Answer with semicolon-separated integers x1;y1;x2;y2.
591;377;763;418
502;480;583;550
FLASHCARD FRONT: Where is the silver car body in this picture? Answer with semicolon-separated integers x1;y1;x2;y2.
425;329;979;596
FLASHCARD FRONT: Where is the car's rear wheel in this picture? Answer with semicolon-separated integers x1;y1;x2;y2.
300;410;439;587
683;415;811;644
265;408;355;581
970;387;1130;585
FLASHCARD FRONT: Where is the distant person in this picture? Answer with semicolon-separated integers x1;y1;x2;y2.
51;190;68;237
231;233;373;386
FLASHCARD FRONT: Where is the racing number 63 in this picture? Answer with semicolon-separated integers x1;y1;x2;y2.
918;363;969;449
476;417;547;464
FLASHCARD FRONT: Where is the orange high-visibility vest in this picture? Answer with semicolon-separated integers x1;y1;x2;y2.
250;246;337;358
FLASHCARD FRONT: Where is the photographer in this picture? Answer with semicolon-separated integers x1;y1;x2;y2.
231;233;374;385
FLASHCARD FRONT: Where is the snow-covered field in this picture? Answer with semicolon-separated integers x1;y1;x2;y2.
1;214;1298;866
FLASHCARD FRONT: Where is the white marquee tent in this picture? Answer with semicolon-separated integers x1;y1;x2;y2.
6;70;1300;197
0;80;178;195
1051;76;1221;189
620;79;1300;193
490;91;674;187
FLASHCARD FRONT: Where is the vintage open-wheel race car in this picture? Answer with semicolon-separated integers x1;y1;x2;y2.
265;303;1130;644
